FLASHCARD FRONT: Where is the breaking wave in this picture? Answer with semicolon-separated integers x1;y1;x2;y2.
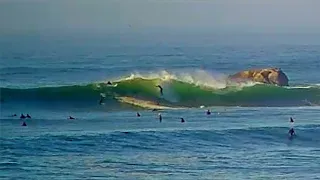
1;71;319;108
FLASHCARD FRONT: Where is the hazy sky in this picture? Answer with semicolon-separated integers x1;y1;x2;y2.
1;0;319;34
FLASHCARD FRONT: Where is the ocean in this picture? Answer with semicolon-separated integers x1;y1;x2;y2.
1;32;320;180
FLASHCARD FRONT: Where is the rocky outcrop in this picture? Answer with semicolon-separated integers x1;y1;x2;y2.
228;68;289;86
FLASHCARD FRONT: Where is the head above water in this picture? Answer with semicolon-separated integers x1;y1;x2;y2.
290;117;294;123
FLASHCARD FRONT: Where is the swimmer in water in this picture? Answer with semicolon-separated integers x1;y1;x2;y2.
107;81;112;85
158;113;162;122
181;118;185;123
69;116;75;120
288;128;295;137
20;114;26;119
10;114;17;117
288;117;295;137
137;112;141;117
290;117;294;123
26;114;31;118
156;85;163;96
22;121;27;126
206;109;211;115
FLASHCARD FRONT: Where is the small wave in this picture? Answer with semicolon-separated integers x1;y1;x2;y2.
4;125;319;151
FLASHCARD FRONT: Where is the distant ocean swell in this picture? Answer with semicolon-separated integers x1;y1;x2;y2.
1;125;320;153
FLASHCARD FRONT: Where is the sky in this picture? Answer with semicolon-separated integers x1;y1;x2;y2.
0;0;320;35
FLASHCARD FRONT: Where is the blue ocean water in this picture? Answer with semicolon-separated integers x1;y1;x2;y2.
1;32;320;179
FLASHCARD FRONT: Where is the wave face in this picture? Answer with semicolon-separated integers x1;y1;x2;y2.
1;73;320;108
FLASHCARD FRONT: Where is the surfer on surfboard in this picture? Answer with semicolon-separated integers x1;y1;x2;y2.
156;85;163;96
155;85;163;105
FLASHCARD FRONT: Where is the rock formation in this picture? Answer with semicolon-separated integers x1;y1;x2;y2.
228;68;289;86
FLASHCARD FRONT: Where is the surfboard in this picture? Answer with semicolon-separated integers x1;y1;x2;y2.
115;96;182;110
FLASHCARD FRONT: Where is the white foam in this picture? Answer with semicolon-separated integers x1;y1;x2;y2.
108;69;258;90
285;84;320;89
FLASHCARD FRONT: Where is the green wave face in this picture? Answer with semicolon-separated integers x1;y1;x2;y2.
1;77;320;107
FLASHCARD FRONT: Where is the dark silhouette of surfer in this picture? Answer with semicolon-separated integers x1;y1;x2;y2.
99;94;105;105
20;114;26;119
22;121;27;126
107;81;112;85
288;128;295;137
290;117;294;123
10;114;17;117
69;116;75;120
158;113;162;122
137;112;141;117
206;110;211;115
181;118;185;123
156;85;163;96
156;85;163;105
288;117;295;137
26;114;31;119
